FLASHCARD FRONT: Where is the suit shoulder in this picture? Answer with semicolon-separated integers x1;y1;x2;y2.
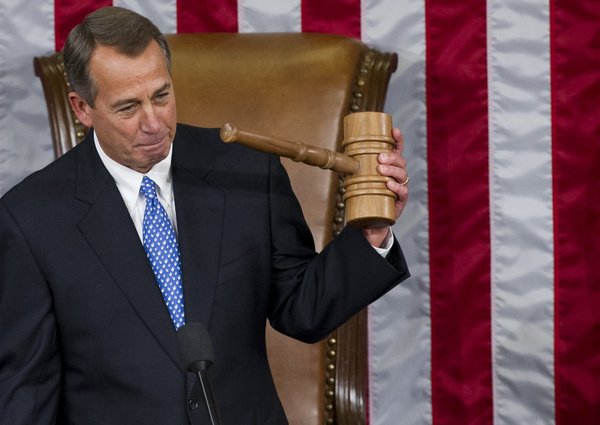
175;123;219;141
1;142;80;210
174;123;273;169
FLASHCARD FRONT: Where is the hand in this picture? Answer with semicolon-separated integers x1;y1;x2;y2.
362;127;409;247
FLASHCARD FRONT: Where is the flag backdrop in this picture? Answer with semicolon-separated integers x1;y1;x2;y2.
0;1;598;424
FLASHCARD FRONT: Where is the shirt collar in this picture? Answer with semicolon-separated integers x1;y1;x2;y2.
94;130;174;211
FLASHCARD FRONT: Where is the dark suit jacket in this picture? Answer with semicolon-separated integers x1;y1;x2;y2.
0;124;409;425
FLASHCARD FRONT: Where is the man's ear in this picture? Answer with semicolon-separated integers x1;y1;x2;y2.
68;92;93;128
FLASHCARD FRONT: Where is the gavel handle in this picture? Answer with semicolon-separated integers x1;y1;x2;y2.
220;123;359;174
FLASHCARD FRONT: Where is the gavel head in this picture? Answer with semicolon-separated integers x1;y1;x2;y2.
342;111;396;228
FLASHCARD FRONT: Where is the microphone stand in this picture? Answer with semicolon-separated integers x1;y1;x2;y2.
194;360;222;425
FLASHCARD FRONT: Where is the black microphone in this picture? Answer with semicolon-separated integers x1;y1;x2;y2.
177;322;222;425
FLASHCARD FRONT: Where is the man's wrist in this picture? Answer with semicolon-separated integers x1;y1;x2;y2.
370;228;394;257
363;226;391;248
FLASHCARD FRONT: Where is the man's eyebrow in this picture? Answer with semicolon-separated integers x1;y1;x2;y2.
152;82;172;97
110;82;172;110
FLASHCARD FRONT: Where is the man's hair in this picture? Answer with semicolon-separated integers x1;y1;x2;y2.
62;6;171;107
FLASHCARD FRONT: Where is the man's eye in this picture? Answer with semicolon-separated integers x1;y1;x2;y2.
118;104;136;113
154;93;169;103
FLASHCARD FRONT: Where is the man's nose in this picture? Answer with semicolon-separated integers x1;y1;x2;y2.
140;104;161;133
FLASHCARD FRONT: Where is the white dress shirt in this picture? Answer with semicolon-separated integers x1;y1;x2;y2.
94;132;177;242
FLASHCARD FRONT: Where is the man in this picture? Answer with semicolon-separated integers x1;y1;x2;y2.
0;6;410;425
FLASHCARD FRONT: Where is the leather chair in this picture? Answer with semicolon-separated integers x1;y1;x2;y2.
34;32;397;425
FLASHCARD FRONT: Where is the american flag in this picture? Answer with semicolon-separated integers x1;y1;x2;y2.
0;1;598;424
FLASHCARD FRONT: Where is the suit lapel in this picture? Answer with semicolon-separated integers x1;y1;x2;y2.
172;137;225;329
170;126;227;400
74;135;185;373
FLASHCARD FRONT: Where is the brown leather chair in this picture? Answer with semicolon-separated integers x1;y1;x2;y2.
34;32;397;425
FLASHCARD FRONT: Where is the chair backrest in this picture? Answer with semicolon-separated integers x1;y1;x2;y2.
34;32;397;425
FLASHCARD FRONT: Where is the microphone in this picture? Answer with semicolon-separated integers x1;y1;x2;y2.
177;322;222;425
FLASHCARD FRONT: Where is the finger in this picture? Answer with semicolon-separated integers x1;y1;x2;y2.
377;163;408;186
391;127;405;155
378;149;406;168
378;129;405;166
377;146;408;177
386;178;409;205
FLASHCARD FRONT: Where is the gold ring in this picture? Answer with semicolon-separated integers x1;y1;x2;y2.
400;175;410;186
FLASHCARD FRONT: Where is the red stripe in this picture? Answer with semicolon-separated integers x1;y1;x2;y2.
177;0;238;32
54;0;112;51
301;0;361;39
425;1;493;424
551;1;600;424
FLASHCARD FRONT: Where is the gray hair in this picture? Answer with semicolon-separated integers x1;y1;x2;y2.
62;6;171;106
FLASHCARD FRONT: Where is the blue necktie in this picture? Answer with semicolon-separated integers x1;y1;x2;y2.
140;176;185;330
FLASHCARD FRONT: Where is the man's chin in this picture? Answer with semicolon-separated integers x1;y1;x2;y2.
128;150;170;173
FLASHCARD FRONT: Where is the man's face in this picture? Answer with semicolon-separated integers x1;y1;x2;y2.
69;41;177;173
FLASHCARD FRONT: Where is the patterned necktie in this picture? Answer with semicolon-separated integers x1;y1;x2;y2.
140;176;185;329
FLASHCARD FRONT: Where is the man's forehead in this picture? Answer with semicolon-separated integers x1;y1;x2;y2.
89;43;170;89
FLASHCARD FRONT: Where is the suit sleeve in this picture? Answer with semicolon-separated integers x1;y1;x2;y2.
265;156;410;343
0;201;61;425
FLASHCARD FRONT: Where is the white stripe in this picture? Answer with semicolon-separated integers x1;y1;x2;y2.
238;0;301;33
116;0;178;34
487;1;555;424
363;1;431;424
0;0;55;195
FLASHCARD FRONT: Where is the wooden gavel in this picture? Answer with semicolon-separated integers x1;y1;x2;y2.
220;111;397;227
